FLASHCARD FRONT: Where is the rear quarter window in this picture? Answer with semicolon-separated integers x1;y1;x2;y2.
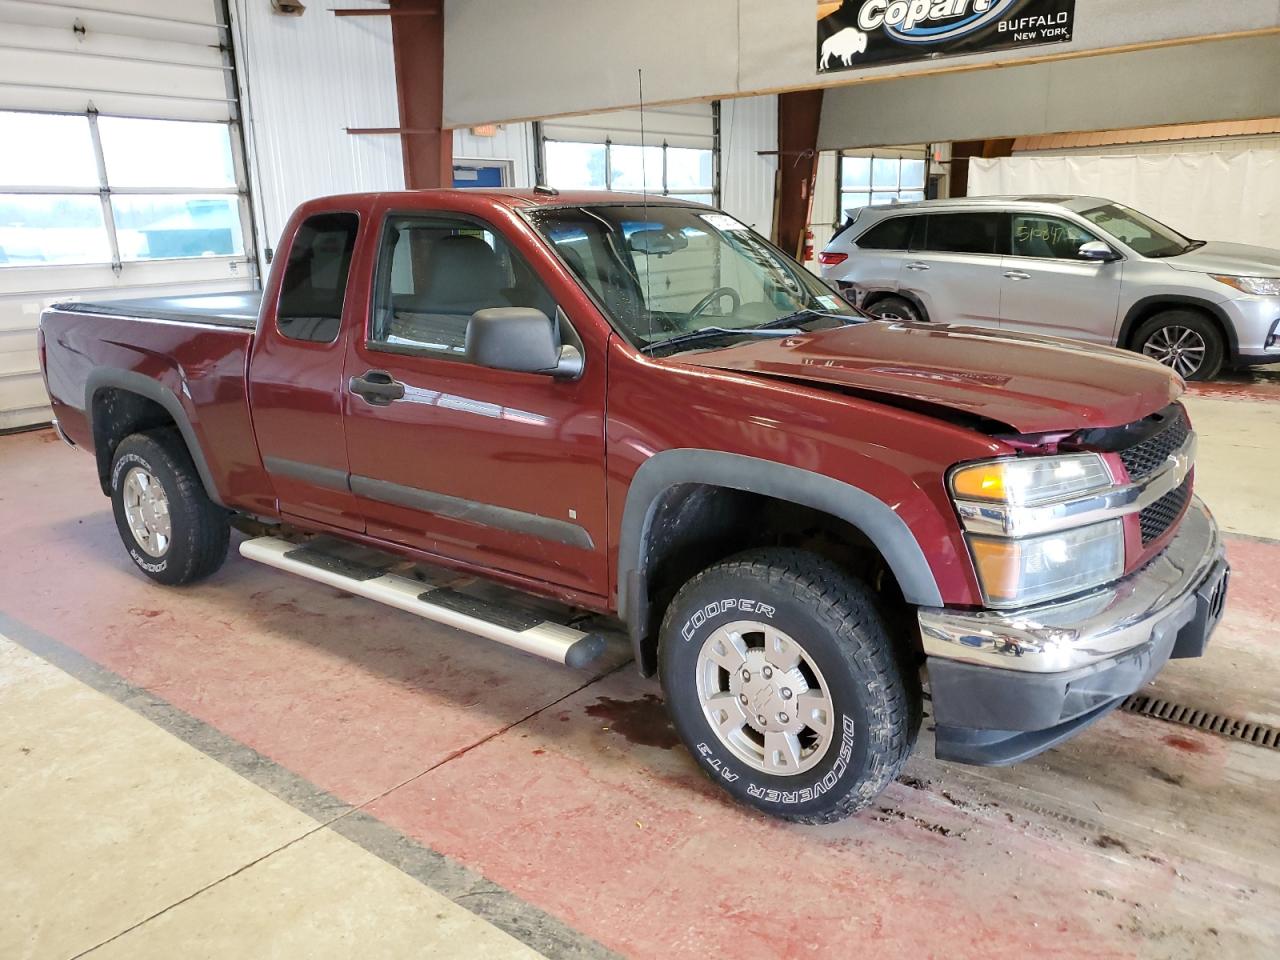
856;216;914;251
276;212;360;344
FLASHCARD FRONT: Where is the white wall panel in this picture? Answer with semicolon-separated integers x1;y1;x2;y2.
719;95;777;237
229;0;404;258
453;124;537;187
545;104;714;149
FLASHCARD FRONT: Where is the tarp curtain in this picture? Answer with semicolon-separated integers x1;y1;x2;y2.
969;151;1280;249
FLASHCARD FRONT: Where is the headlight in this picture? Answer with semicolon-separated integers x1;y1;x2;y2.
1212;274;1280;297
968;520;1124;608
950;454;1112;506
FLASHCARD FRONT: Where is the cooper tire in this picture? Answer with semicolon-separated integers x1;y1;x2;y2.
110;429;230;586
658;549;920;824
1133;310;1224;381
865;294;924;324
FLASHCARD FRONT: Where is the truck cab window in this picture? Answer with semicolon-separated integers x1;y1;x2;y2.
370;215;557;358
276;212;359;343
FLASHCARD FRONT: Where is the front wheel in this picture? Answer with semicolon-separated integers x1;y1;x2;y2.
1133;310;1224;381
864;294;924;324
659;549;920;823
110;429;230;585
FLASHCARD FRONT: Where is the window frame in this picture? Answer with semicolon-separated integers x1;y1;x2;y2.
0;108;253;271
540;136;718;205
837;153;928;221
364;209;571;366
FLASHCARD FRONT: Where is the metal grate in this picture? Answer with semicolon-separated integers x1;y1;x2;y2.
1118;407;1190;481
1138;477;1191;545
1122;694;1280;749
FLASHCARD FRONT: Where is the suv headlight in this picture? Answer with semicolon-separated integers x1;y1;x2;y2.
950;454;1123;608
1212;274;1280;297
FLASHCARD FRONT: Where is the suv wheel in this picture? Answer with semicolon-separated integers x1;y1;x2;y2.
865;295;924;323
110;429;230;585
1134;310;1224;381
659;549;920;823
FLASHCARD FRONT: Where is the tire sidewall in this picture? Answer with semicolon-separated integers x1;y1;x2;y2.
1136;312;1224;381
110;441;178;582
659;571;880;820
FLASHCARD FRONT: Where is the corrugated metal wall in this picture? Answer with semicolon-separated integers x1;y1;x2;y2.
719;95;777;237
228;0;404;261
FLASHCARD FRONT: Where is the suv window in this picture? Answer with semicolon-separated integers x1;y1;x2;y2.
369;214;557;359
276;212;359;344
914;212;1002;255
1010;214;1101;260
856;216;915;251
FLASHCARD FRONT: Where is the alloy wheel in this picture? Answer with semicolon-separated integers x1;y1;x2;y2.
122;466;172;557
1141;325;1207;379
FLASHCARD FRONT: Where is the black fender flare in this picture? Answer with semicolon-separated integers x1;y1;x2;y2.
1119;296;1238;360
84;368;225;506
617;449;943;673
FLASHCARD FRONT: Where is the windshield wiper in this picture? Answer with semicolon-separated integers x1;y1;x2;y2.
758;306;863;329
644;325;800;355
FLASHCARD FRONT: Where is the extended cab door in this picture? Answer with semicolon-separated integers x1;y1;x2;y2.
899;211;1004;327
340;208;609;596
998;211;1124;344
248;209;366;531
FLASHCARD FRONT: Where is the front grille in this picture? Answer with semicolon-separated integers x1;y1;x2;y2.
1139;478;1192;545
1118;408;1190;481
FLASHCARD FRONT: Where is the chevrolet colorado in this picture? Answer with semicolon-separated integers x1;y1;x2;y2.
38;189;1229;822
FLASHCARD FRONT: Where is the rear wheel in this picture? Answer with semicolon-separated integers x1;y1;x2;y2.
110;430;230;585
1133;310;1224;381
659;549;920;823
865;294;924;323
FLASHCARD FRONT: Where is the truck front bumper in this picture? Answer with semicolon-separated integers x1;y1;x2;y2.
917;497;1228;765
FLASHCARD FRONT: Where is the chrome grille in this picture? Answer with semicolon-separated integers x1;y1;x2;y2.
1139;477;1192;545
1119;408;1190;481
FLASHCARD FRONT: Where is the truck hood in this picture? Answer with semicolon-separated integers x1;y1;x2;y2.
1163;241;1280;277
683;320;1181;435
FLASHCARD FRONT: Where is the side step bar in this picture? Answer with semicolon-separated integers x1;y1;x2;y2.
239;536;608;668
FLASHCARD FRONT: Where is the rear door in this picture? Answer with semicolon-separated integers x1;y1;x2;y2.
900;212;1005;326
998;211;1124;344
248;209;365;531
848;214;916;300
341;209;609;596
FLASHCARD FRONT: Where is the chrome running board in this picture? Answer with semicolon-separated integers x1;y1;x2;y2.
239;536;608;668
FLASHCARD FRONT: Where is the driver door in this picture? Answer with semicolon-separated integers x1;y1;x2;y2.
341;211;609;596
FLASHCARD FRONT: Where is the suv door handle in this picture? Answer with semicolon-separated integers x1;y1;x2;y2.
349;370;405;405
1004;270;1032;280
905;261;931;271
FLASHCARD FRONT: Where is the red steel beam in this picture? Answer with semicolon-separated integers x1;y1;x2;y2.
774;89;824;259
388;0;450;188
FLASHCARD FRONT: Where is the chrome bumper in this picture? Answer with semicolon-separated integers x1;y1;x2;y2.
918;496;1223;674
51;417;75;448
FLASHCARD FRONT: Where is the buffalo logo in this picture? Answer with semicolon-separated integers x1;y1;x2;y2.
820;27;869;68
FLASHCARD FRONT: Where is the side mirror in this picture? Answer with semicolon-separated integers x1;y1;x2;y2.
1078;240;1119;262
466;307;583;379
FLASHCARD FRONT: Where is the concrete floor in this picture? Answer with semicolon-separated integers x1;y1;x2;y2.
2;371;1278;959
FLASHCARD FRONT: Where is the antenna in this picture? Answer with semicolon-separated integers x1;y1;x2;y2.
638;67;655;344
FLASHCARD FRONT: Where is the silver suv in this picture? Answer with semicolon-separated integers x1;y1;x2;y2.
818;196;1280;380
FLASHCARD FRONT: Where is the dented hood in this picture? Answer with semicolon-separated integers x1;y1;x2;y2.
683;320;1182;435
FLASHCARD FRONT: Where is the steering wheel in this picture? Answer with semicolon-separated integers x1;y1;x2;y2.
686;286;741;325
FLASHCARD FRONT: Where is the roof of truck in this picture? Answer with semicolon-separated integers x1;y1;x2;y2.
314;188;711;210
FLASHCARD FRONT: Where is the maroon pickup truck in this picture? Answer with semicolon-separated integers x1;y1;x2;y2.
39;189;1229;822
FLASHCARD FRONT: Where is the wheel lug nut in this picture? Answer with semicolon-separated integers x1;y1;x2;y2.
778;712;789;724
762;666;773;679
781;687;792;699
741;669;751;681
739;694;748;705
756;714;767;726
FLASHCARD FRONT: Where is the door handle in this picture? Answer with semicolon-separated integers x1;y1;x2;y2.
905;261;931;271
349;370;405;405
1004;270;1032;281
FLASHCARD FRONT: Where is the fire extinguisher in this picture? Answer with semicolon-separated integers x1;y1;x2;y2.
802;228;815;262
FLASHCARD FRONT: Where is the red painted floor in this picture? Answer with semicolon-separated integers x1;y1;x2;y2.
4;425;1279;958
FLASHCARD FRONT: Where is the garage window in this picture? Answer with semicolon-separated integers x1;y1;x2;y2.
839;155;926;216
545;140;715;205
0;110;247;269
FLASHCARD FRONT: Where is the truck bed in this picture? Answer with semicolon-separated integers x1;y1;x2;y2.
52;291;261;330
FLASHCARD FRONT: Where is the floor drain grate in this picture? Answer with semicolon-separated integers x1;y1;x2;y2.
1122;694;1280;749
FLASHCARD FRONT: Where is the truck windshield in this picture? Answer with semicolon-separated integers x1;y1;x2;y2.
1077;203;1195;258
528;204;856;352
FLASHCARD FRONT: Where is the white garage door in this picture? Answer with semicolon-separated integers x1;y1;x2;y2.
0;0;255;429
